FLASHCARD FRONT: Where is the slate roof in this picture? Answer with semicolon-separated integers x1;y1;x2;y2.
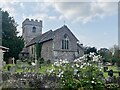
26;25;80;47
26;30;53;47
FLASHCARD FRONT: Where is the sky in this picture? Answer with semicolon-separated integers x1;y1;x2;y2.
0;0;119;50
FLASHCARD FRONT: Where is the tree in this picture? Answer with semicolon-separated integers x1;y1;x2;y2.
109;45;120;65
1;9;24;63
111;48;120;66
98;48;112;63
84;47;97;54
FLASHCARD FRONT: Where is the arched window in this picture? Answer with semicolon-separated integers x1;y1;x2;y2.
32;26;36;33
62;34;69;49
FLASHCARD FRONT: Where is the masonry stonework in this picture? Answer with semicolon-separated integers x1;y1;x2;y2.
41;40;54;61
21;19;84;61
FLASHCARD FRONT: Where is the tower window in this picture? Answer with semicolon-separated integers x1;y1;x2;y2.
62;34;69;50
32;26;36;33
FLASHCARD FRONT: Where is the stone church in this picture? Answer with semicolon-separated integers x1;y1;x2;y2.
20;18;84;62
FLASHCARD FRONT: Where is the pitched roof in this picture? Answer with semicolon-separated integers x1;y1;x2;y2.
26;30;53;47
26;25;79;47
54;25;79;41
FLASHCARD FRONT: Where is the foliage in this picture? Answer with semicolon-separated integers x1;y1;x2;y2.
47;53;105;90
98;48;112;63
36;43;43;60
84;47;97;54
112;50;120;66
1;8;24;62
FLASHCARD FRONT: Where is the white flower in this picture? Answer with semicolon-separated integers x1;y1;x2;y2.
49;69;54;74
31;62;36;66
80;65;83;68
91;81;94;83
87;63;90;65
58;69;62;72
57;71;64;77
71;65;74;68
75;64;79;67
93;56;98;61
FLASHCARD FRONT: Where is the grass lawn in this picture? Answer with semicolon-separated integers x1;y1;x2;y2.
103;65;119;78
3;62;120;79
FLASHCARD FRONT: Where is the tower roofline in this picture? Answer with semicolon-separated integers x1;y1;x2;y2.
22;18;42;28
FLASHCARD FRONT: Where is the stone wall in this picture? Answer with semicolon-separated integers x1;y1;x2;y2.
41;40;54;61
77;45;84;58
29;45;36;59
53;50;76;61
53;26;78;51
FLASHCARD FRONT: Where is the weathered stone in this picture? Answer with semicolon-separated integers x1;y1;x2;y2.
21;19;84;62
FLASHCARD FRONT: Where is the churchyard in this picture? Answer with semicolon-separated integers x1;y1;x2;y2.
1;53;120;90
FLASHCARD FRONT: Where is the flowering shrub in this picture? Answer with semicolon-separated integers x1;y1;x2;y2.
47;53;105;89
2;53;120;89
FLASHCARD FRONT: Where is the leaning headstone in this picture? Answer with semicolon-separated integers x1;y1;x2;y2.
104;66;108;72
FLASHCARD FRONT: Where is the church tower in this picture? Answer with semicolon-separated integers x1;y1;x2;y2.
22;18;42;46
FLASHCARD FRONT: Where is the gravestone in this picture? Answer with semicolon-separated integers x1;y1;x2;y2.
108;69;113;77
16;60;21;65
2;61;6;67
35;60;39;74
104;66;108;72
98;62;102;69
10;66;15;75
21;63;27;72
